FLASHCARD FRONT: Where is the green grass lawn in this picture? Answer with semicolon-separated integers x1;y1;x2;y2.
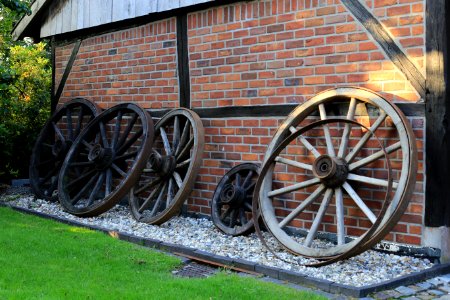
0;207;325;299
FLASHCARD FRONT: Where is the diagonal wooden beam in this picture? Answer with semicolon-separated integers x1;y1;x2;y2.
341;0;426;99
54;39;82;104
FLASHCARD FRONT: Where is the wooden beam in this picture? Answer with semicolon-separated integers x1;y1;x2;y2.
54;39;82;104
341;0;426;100
177;14;191;108
425;0;450;227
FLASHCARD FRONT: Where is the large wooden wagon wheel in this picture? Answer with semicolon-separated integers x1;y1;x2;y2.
211;163;259;236
58;103;154;217
29;98;101;201
129;108;204;224
254;87;417;259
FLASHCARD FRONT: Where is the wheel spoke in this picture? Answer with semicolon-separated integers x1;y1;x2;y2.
267;177;320;198
105;169;112;196
74;107;85;137
345;111;387;162
114;150;139;161
239;208;247;225
235;173;242;188
111;110;123;149
275;156;313;171
69;161;94;167
229;209;238;227
71;172;99;205
342;182;377;223
242;170;254;188
176;158;191;169
66;169;97;189
347;173;398;189
349;142;401;171
334;187;345;245
116;113;138;150
175;121;190;156
166;178;174;209
36;158;59;168
279;184;326;228
66;108;74;141
173;172;183;188
176;137;194;160
99;122;109;148
220;207;232;221
82;140;93;150
337;97;357;158
160;127;172;155
111;163;127;177
138;182;164;213
134;178;162;195
116;128;143;156
304;188;333;247
289;126;321;158
173;116;180;152
319;104;335;157
150;182;167;217
86;172;105;206
52;122;65;142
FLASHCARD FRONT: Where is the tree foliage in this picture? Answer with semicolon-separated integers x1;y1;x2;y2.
0;0;52;181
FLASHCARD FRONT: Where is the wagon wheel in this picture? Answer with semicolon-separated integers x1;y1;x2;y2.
129;108;204;224
29;98;101;201
58;103;154;217
255;87;417;259
211;163;259;236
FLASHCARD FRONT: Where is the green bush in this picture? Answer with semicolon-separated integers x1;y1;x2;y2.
0;2;51;182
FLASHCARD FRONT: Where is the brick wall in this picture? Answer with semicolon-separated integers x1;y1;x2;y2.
54;0;426;246
56;18;179;109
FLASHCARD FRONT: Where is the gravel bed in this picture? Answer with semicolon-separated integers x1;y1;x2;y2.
0;192;434;287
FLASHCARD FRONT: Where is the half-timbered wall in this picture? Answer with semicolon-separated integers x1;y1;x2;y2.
54;0;426;246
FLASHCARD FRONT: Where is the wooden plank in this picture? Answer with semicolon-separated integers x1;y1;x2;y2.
62;0;72;34
341;0;426;99
158;0;180;12
112;0;135;22
135;0;158;17
70;0;78;32
54;1;63;35
83;0;90;28
425;0;450;227
90;0;112;27
76;0;84;30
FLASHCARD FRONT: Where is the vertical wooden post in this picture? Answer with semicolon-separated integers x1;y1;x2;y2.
425;0;450;227
176;14;190;109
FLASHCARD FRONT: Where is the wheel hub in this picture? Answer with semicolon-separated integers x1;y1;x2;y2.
313;155;348;188
88;144;114;170
149;150;176;178
219;183;246;208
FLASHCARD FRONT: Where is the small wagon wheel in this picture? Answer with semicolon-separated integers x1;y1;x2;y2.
58;103;154;217
129;108;204;224
255;87;417;258
29;98;101;201
211;163;259;236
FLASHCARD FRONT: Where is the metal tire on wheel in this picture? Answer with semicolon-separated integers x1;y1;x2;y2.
211;163;259;236
255;87;417;259
58;103;154;217
129;108;204;225
29;98;101;201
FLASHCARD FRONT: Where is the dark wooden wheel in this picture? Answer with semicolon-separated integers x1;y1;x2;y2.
129;108;204;224
211;163;259;236
58;103;154;217
29;98;101;201
255;87;417;259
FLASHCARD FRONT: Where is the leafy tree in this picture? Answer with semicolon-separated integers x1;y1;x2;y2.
0;0;51;181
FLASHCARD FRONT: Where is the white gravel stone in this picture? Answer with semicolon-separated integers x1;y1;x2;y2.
1;195;434;287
